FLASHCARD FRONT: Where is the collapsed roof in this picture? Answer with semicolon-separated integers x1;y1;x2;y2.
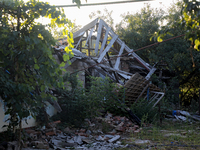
54;18;164;106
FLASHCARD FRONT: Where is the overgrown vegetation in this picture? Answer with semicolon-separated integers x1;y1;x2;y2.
130;99;158;124
0;0;81;140
88;0;200;121
119;120;200;150
51;75;126;127
1;0;200;146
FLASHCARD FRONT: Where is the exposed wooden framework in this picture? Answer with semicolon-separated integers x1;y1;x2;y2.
124;73;164;107
55;18;164;106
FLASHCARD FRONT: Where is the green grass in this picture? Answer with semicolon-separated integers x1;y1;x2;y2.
119;119;200;150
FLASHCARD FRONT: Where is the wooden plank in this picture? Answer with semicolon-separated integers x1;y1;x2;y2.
73;18;98;39
85;27;95;47
75;31;85;49
78;57;117;82
124;73;141;87
95;20;103;55
114;42;125;69
123;73;159;105
101;18;153;76
101;18;153;72
101;22;151;71
99;64;132;76
97;34;118;63
93;66;116;82
106;52;119;83
135;83;149;103
145;67;157;80
118;73;131;80
124;46;151;71
152;92;165;107
63;57;76;69
101;19;116;37
99;27;111;55
72;48;87;58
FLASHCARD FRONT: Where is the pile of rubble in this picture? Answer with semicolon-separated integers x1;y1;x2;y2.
165;110;200;122
23;130;128;150
1;112;143;150
95;112;141;133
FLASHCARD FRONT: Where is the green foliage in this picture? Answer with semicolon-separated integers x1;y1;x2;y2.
182;0;200;46
130;98;158;123
51;75;125;127
188;99;199;114
116;3;165;63
73;0;87;8
53;73;87;127
86;76;127;117
153;1;200;107
0;0;74;130
0;130;15;143
89;8;114;30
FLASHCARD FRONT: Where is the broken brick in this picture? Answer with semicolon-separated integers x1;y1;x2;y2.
45;128;56;136
25;129;36;134
115;126;125;132
48;120;61;128
46;131;56;136
79;129;86;133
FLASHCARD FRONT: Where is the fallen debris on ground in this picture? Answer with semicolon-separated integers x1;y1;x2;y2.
0;112;145;150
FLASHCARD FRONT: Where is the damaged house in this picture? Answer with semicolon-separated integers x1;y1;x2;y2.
54;18;164;107
0;18;164;132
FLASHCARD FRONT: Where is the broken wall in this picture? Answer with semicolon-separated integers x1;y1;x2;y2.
65;60;86;88
0;98;57;132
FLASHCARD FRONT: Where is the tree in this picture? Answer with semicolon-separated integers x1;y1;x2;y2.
89;8;114;30
181;0;200;49
115;1;200;109
0;0;74;137
115;3;165;63
53;20;82;39
155;0;200;108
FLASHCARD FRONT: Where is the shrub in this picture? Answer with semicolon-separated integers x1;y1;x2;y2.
50;73;88;127
85;76;125;117
130;98;158;123
50;75;126;128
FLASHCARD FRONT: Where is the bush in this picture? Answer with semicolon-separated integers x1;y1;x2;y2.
50;75;126;128
50;73;88;128
130;98;158;123
85;76;125;117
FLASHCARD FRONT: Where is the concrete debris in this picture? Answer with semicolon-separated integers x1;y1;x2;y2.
96;135;104;141
82;139;93;144
171;110;200;122
104;135;114;139
86;129;92;135
31;141;49;149
73;135;84;145
108;135;121;143
133;139;151;144
2;113;141;150
163;133;186;138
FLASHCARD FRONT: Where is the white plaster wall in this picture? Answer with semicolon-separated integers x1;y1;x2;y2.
0;99;56;132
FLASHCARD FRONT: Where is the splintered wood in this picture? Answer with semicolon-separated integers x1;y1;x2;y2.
124;73;162;106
